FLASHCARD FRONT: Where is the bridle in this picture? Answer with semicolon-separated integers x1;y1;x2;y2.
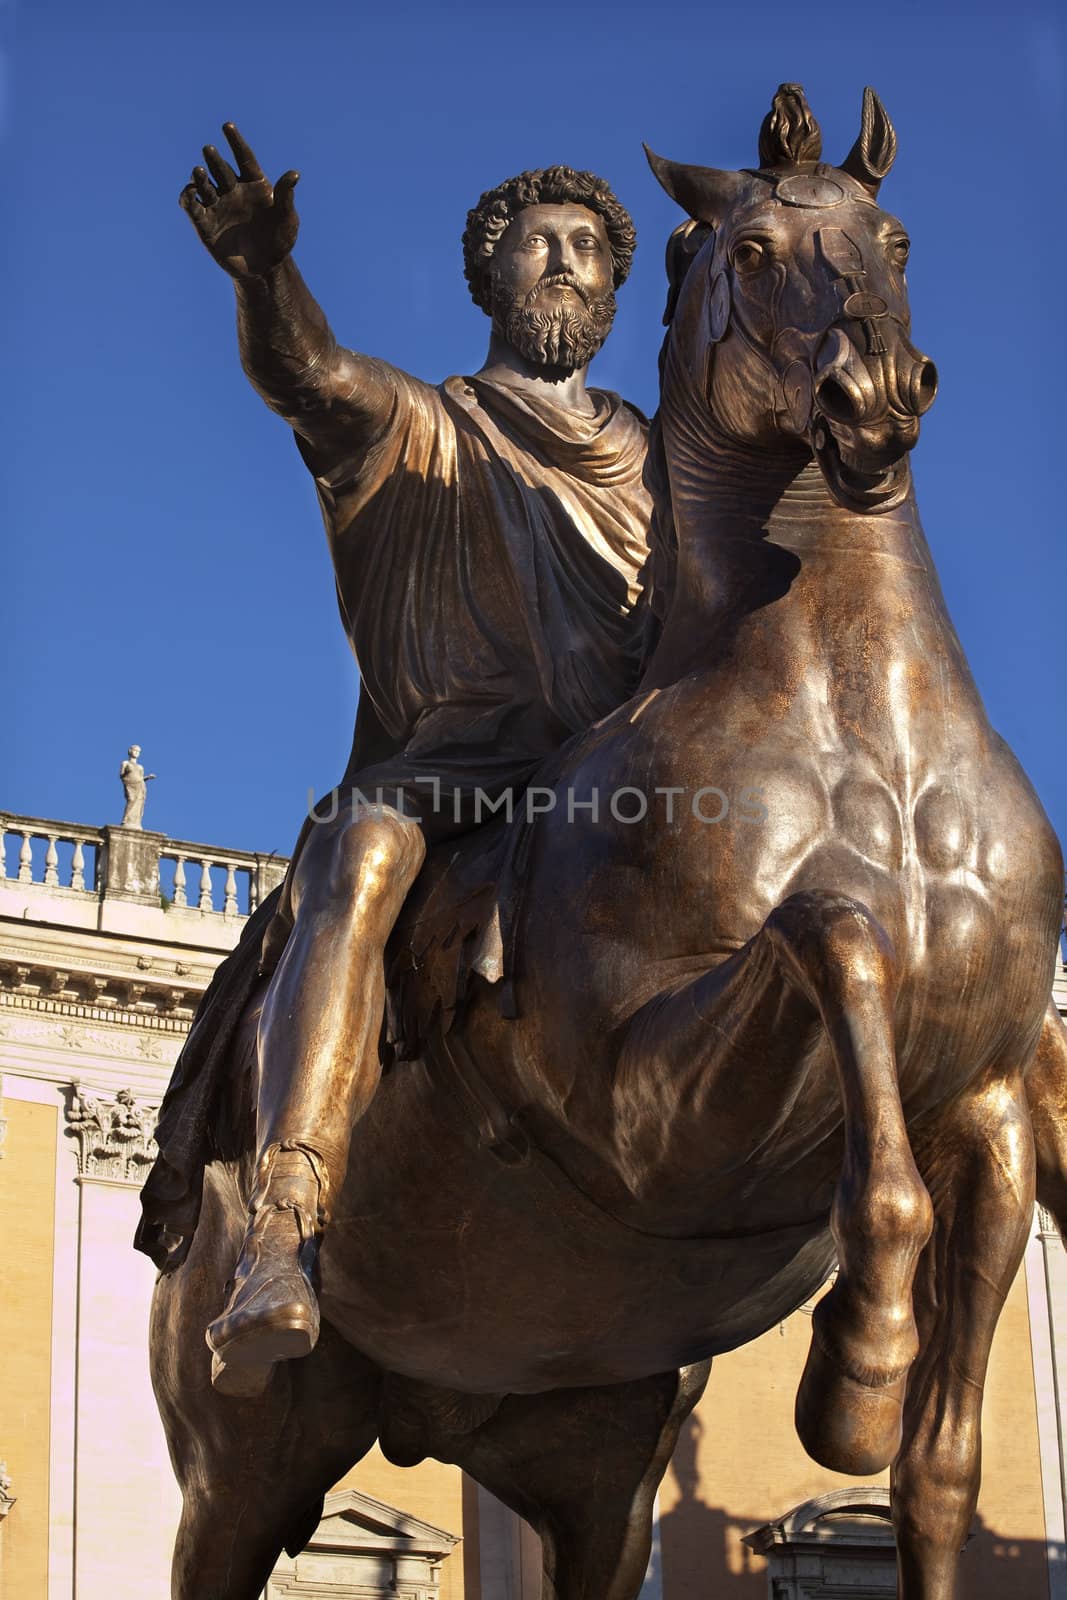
666;168;909;436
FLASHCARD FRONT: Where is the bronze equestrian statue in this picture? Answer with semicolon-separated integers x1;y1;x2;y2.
141;86;1067;1600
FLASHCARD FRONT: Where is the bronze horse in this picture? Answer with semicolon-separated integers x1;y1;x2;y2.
151;86;1067;1600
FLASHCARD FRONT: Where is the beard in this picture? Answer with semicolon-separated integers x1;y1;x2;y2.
491;275;617;370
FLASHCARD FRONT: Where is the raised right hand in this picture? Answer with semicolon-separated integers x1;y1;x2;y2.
180;123;300;279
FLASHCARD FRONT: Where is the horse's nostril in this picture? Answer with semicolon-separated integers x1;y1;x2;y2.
815;374;861;425
911;358;938;415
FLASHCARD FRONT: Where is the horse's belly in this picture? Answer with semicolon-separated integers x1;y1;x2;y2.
322;1062;834;1391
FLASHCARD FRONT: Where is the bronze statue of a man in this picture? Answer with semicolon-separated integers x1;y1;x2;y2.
172;125;652;1390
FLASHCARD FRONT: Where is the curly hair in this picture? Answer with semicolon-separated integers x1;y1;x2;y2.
463;166;636;314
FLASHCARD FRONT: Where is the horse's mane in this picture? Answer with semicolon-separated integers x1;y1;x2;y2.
644;395;677;629
642;214;714;632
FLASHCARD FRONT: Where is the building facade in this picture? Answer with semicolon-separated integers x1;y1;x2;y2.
2;807;1066;1599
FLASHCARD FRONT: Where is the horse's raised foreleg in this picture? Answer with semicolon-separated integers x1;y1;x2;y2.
152;1167;382;1599
1026;997;1067;1237
440;1363;710;1600
617;890;932;1475
892;1070;1034;1599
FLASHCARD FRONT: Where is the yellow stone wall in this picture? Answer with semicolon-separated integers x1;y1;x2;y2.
0;1096;56;1600
659;1266;1048;1596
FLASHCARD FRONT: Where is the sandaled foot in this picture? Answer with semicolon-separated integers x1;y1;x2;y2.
206;1193;321;1385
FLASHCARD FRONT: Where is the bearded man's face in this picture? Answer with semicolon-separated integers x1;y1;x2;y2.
489;203;616;371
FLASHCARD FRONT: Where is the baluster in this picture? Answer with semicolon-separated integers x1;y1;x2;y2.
44;835;59;887
0;821;7;880
223;864;238;918
249;867;259;914
71;840;86;891
198;859;214;912
18;832;33;883
173;857;187;908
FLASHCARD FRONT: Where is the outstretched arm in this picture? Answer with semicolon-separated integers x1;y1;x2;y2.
180;124;394;469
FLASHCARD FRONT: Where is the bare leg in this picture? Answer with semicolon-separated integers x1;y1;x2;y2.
443;1364;710;1600
207;802;426;1382
892;1071;1034;1599
617;891;932;1475
255;801;426;1166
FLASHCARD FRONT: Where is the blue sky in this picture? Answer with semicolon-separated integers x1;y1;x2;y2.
5;0;1065;859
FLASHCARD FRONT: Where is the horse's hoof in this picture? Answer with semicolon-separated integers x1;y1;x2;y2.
210;1350;274;1399
794;1334;905;1475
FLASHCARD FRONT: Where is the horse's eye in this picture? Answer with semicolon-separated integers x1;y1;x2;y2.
891;237;911;268
731;240;766;275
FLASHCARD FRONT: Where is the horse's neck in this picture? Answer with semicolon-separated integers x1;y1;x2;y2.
643;403;986;744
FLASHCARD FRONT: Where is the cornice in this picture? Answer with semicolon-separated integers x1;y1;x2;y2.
0;954;205;1026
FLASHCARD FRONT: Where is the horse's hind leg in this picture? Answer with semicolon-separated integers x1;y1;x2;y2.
1026;997;1067;1235
442;1363;710;1600
618;890;932;1475
892;1069;1035;1599
152;1173;382;1599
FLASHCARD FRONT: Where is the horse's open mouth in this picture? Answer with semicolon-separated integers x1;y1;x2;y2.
812;421;911;514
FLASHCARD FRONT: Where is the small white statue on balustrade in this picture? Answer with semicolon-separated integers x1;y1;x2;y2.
119;744;156;829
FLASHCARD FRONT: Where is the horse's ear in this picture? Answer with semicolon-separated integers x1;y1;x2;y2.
644;145;743;227
840;86;897;196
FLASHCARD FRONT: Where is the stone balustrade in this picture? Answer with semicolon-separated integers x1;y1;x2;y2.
0;817;102;894
0;812;288;923
160;839;283;919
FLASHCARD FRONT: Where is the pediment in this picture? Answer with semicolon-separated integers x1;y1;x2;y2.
744;1488;895;1556
309;1487;460;1561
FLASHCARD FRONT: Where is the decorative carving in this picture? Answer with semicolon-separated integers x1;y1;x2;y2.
65;1083;159;1181
0;1461;14;1520
0;951;207;1026
0;1007;187;1063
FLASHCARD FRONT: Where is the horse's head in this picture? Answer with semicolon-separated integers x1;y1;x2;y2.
648;84;937;513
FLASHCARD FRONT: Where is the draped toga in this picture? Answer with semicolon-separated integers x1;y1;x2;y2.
136;365;653;1268
315;368;654;794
